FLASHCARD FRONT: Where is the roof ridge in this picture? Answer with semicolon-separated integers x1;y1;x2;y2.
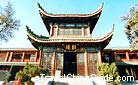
38;3;103;17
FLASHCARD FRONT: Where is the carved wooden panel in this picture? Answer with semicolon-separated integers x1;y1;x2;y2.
88;53;98;75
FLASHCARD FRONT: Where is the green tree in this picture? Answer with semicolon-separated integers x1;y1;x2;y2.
6;66;14;82
15;63;48;83
0;1;20;41
15;63;39;82
121;4;138;49
98;63;120;85
0;70;9;81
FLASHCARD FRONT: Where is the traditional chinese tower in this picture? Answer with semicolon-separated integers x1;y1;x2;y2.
27;3;114;76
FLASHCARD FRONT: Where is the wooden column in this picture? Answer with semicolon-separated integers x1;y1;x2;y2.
114;52;117;62
98;51;102;64
51;51;56;76
34;52;38;62
8;52;13;62
87;27;91;37
84;50;88;76
126;52;130;61
50;25;53;36
38;50;43;67
21;52;25;62
82;28;84;36
5;52;9;62
56;26;58;36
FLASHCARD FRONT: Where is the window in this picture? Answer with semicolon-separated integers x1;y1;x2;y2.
42;52;53;70
103;54;109;62
56;53;63;69
58;28;82;35
12;54;22;62
59;24;65;27
116;54;126;61
64;29;68;35
66;24;75;27
76;24;83;27
30;54;35;62
69;29;73;35
59;30;63;35
77;53;84;64
74;29;79;35
88;53;98;74
129;54;138;59
58;23;86;36
78;30;82;35
77;53;84;76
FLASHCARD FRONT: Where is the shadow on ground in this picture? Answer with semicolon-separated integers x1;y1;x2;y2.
48;81;68;85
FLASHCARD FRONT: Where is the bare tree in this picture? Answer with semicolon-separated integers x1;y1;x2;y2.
121;4;138;49
0;2;20;41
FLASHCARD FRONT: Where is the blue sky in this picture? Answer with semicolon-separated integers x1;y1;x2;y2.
0;0;138;48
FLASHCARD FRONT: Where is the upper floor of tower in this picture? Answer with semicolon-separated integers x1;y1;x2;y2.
38;3;103;38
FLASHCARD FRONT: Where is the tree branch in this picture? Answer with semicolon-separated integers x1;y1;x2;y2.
0;26;6;33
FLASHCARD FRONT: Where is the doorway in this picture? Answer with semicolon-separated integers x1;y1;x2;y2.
63;52;77;75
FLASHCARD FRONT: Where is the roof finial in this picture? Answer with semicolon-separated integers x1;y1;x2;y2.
98;2;104;10
112;24;115;32
101;2;104;9
37;2;45;11
95;2;104;13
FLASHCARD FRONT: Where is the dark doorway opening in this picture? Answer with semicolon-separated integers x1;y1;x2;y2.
63;52;77;75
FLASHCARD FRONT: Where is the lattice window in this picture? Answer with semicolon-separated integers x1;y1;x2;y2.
88;53;98;75
56;53;63;70
43;52;53;69
77;53;84;76
59;29;64;35
59;28;82;35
